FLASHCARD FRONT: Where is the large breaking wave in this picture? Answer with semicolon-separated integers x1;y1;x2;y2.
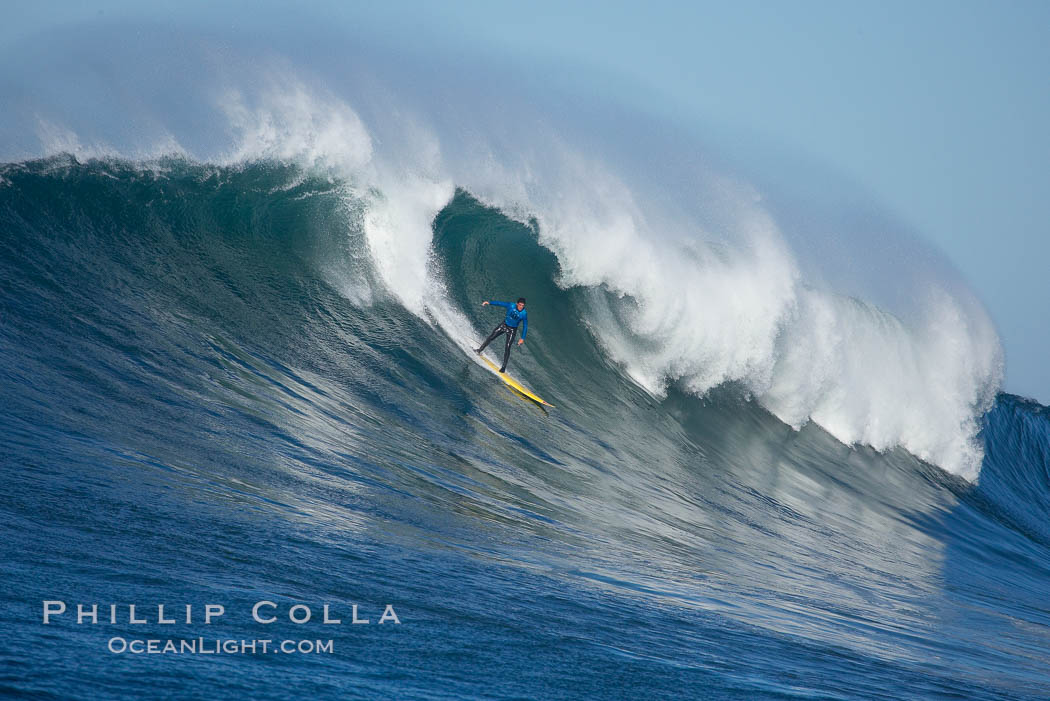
5;44;1003;477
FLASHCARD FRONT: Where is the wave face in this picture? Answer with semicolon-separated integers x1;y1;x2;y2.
1;159;1048;699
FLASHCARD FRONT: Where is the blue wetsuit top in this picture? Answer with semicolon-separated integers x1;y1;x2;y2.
488;301;527;339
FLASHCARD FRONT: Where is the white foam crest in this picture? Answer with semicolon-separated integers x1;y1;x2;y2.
217;76;480;348
452;140;1001;477
218;78;374;175
34;117;191;164
362;173;455;306
35;119;118;161
463;150;798;392
761;287;1001;479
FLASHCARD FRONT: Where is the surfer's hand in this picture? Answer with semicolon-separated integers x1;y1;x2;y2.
518;339;524;345
482;301;489;306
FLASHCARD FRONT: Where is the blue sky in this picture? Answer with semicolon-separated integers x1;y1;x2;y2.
6;1;1048;401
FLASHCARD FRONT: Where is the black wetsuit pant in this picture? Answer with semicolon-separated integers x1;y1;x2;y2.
477;322;518;372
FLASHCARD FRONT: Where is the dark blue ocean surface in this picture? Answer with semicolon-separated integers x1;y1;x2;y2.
1;159;1048;699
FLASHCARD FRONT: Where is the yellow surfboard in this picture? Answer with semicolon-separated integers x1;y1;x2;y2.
479;355;555;408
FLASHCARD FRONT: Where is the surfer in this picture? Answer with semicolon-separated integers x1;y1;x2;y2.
475;298;527;373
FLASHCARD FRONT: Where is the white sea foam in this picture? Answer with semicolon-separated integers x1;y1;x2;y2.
209;74;1004;477
35;119;118;161
218;79;374;175
454;140;1001;478
216;76;493;357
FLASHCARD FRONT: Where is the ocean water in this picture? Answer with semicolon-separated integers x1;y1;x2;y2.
1;157;1048;699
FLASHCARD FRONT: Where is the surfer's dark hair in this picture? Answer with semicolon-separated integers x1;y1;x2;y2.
517;297;526;304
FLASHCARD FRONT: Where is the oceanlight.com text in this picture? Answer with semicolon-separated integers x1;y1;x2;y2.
107;637;334;655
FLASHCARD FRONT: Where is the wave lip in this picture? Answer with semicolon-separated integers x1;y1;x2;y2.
489;159;1002;479
760;285;1002;480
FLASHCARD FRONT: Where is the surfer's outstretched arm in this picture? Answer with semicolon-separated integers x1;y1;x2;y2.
487;300;511;309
